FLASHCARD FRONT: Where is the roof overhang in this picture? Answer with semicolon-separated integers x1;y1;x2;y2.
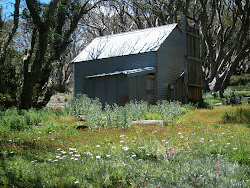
86;67;156;79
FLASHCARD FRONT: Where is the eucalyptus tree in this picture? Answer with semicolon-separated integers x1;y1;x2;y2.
0;0;108;109
118;0;249;93
198;0;249;93
54;27;85;93
0;0;21;108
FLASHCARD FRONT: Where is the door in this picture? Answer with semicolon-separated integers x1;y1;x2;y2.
146;73;156;104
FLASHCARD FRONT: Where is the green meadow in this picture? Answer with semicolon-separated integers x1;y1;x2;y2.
0;96;249;187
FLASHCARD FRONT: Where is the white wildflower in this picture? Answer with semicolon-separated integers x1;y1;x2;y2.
106;155;111;158
96;145;100;148
122;146;129;151
233;148;237;150
96;155;101;159
131;154;136;158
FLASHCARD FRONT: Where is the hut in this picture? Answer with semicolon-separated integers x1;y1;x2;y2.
72;22;202;105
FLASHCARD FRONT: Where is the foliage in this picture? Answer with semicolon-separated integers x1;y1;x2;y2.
0;106;249;187
65;95;190;128
223;88;236;100
1;0;249;109
229;73;250;87
0;108;66;137
192;92;214;109
220;108;250;126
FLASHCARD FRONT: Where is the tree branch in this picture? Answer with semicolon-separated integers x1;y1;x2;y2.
0;0;20;61
25;0;43;29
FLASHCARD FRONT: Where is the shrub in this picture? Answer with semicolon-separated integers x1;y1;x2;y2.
220;108;250;125
65;95;189;128
223;88;236;100
0;108;66;137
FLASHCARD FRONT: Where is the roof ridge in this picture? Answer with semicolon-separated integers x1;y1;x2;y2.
94;23;177;40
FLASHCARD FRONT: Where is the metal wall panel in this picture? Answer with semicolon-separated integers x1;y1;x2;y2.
156;27;185;101
74;52;156;97
128;75;147;102
85;74;129;105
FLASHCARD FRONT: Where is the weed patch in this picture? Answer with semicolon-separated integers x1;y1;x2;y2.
0;103;249;187
220;108;250;125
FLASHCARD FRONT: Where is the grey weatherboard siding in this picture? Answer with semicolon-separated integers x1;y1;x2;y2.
156;27;185;100
73;52;157;98
73;24;185;104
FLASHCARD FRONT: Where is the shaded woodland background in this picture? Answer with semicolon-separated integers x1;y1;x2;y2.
0;0;249;109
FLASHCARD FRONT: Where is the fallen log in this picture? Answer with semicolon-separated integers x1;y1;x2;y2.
75;124;88;130
131;120;164;125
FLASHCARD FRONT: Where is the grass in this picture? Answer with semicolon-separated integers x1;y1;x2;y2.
0;101;249;187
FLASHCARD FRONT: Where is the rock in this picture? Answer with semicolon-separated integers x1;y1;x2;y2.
75;124;88;130
35;122;43;127
77;115;86;122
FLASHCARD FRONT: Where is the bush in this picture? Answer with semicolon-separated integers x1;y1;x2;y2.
191;92;214;109
220;108;250;125
0;108;66;137
229;74;250;86
223;88;236;100
65;95;189;128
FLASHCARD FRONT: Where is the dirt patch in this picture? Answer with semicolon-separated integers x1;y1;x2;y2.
46;93;73;109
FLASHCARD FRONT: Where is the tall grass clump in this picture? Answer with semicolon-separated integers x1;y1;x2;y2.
150;100;189;124
65;94;92;116
220;108;250;125
0;108;66;137
65;95;190;128
124;100;148;121
195;92;215;109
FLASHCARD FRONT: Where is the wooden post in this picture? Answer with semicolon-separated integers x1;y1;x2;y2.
182;15;188;104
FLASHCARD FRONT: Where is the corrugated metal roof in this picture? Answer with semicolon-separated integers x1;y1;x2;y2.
73;24;177;62
86;67;156;78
